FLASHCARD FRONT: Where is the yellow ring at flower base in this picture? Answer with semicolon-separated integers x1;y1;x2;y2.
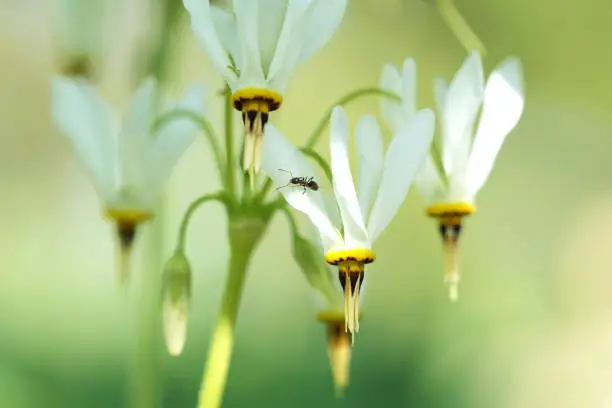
232;88;283;112
317;310;364;324
104;208;154;225
324;248;376;266
426;202;475;218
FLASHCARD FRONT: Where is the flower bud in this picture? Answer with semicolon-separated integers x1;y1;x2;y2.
161;251;191;357
291;233;338;307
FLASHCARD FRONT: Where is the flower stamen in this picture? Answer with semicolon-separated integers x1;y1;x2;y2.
233;88;283;187
317;311;353;397
325;249;375;337
426;202;474;302
105;208;153;285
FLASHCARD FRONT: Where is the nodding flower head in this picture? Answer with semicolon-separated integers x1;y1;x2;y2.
52;76;206;284
183;0;347;179
381;51;525;300
261;105;434;337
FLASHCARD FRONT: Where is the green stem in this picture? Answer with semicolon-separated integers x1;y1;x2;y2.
177;193;227;251
255;87;401;202
305;87;400;149
196;217;267;408
130;203;164;408
153;109;224;179
224;85;236;200
300;147;332;184
436;0;486;56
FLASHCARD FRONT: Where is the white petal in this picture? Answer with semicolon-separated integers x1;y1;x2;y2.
355;115;384;224
442;51;484;175
433;77;448;114
379;63;403;132
51;76;116;199
260;124;339;251
295;0;347;64
233;0;265;87
255;0;288;73
119;78;157;191
466;57;525;195
210;7;242;69
265;0;311;93
368;109;435;242
146;84;206;194
415;155;445;205
183;0;236;84
329;107;369;248
400;58;418;118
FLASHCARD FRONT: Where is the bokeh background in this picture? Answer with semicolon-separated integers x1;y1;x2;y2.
2;0;612;407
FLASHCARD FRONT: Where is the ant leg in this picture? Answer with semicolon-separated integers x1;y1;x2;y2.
276;183;291;190
302;187;307;195
277;169;293;178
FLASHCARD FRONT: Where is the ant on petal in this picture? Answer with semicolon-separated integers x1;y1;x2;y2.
276;169;319;195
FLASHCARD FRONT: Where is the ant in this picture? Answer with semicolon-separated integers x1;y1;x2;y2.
276;169;319;194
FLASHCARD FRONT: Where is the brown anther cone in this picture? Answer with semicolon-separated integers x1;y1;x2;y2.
325;321;353;397
438;218;463;302
115;221;138;287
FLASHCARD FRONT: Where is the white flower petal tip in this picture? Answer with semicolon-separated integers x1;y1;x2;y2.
329;106;369;249
464;56;525;196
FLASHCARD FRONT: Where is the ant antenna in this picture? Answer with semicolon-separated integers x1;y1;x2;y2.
277;168;294;177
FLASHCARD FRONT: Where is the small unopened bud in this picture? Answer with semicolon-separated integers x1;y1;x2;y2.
292;234;337;306
318;311;353;397
162;251;192;357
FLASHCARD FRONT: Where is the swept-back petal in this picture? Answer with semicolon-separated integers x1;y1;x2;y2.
379;63;402;132
51;76;116;199
355;115;384;224
415;155;445;206
296;0;347;64
400;58;417;118
261;124;339;252
368;109;435;242
146;84;206;199
233;0;265;88
433;77;448;117
466;57;525;196
211;7;242;69
442;51;484;175
119;78;157;190
329;107;369;249
183;0;236;84
255;0;288;74
266;0;311;93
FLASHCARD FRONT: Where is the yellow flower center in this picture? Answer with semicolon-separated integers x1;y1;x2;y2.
324;248;375;338
324;248;376;265
231;88;283;112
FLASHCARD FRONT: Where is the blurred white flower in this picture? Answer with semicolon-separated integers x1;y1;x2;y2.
261;106;434;335
52;76;205;225
54;0;114;76
381;51;525;300
183;0;347;176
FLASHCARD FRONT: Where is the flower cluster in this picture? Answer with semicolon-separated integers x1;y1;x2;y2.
50;0;525;405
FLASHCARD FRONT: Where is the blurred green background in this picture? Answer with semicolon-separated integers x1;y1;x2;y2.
2;0;612;407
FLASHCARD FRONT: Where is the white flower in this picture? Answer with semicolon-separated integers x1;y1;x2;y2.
261;106;434;335
183;0;347;175
51;76;205;224
380;51;525;301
